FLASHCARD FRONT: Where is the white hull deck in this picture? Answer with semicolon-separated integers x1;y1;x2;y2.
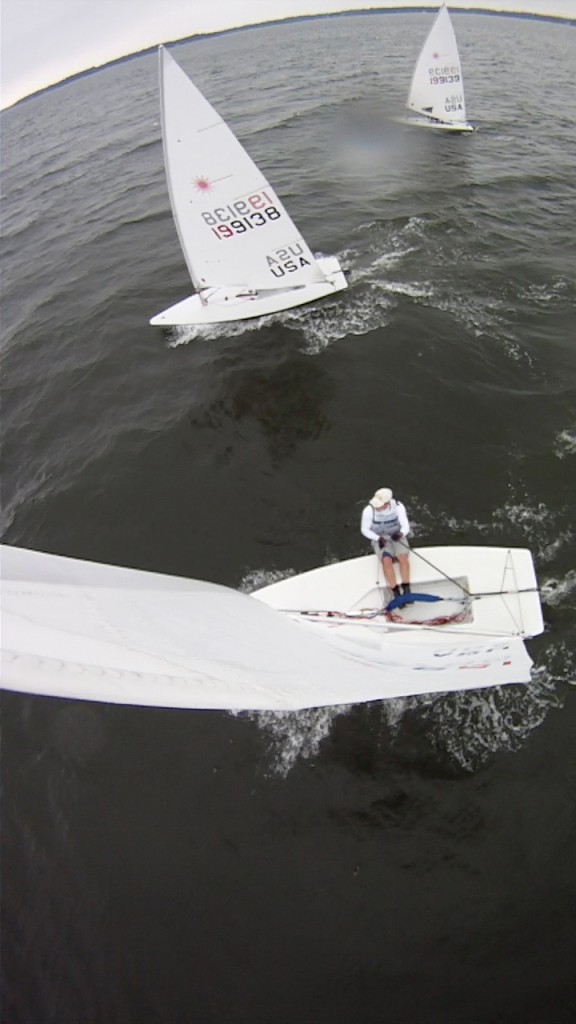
253;546;543;642
396;114;474;133
150;256;347;326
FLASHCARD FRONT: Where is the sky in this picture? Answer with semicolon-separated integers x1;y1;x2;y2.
1;0;574;109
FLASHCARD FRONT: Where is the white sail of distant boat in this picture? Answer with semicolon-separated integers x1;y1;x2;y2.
403;3;474;132
1;543;542;712
150;46;347;326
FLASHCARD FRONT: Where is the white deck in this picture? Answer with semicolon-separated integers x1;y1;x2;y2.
150;256;347;326
396;115;475;133
253;546;543;641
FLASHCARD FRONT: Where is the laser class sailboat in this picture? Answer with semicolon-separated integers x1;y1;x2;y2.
150;46;347;327
1;543;542;712
401;3;474;132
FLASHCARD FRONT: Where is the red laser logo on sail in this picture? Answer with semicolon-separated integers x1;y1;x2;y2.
193;176;212;193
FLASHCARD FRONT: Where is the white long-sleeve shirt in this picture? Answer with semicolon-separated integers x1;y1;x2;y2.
360;500;411;543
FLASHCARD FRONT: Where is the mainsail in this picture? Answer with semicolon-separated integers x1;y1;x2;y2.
1;546;534;711
159;46;326;293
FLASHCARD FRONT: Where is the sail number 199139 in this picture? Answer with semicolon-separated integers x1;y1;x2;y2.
428;65;460;85
201;190;282;240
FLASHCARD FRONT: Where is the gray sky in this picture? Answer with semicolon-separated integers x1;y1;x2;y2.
1;0;574;108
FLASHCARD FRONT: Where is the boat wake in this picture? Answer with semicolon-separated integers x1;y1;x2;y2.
240;648;570;778
494;498;574;564
518;276;573;310
554;428;576;459
541;569;576;607
392;661;566;774
165;232;429;355
409;496;572;567
238;704;354;778
165;278;397;355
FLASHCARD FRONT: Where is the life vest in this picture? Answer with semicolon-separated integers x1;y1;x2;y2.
371;500;402;538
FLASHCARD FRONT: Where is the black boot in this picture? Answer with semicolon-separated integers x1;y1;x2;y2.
402;583;411;594
392;585;401;597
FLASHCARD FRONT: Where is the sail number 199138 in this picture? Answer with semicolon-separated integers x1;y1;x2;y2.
201;190;282;240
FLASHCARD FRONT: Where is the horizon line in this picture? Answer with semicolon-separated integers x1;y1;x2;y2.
2;5;575;112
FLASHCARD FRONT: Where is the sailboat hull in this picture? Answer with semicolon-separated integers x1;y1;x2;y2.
254;547;544;641
150;256;347;326
396;114;474;133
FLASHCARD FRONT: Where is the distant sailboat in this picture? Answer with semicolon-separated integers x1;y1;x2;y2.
150;46;347;327
402;3;474;132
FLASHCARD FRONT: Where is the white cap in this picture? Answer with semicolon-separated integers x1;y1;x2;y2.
370;487;393;507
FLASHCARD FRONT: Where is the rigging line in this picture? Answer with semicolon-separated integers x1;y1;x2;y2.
471;587;539;599
277;588;538;618
397;539;472;597
371;557;388;611
285;612;525;638
347;584;387;614
489;548;524;636
506;548;525;635
285;609;385;620
498;549;515;607
387;623;526;637
500;548;512;595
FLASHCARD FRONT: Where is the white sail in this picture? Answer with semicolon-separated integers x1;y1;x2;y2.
159;45;325;293
1;545;536;711
407;4;471;129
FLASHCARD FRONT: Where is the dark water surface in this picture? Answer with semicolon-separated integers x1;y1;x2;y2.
2;12;575;1023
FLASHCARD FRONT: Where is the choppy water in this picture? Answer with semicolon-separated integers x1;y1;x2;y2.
2;11;576;1023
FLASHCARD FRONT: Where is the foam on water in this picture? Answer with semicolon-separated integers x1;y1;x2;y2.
239;641;573;777
166;316;267;349
554;428;576;458
518;276;573;309
239;567;296;592
407;494;566;545
238;658;570;778
165;286;395;356
393;664;567;773
433;289;517;339
540;569;576;607
291;289;394;355
162;209;433;354
495;499;574;563
405;496;572;563
239;705;354;778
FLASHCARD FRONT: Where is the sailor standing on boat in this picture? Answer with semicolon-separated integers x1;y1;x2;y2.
360;488;411;597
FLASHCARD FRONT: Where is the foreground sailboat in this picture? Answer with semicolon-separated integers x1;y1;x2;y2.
1;543;542;711
401;3;474;133
150;46;347;327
